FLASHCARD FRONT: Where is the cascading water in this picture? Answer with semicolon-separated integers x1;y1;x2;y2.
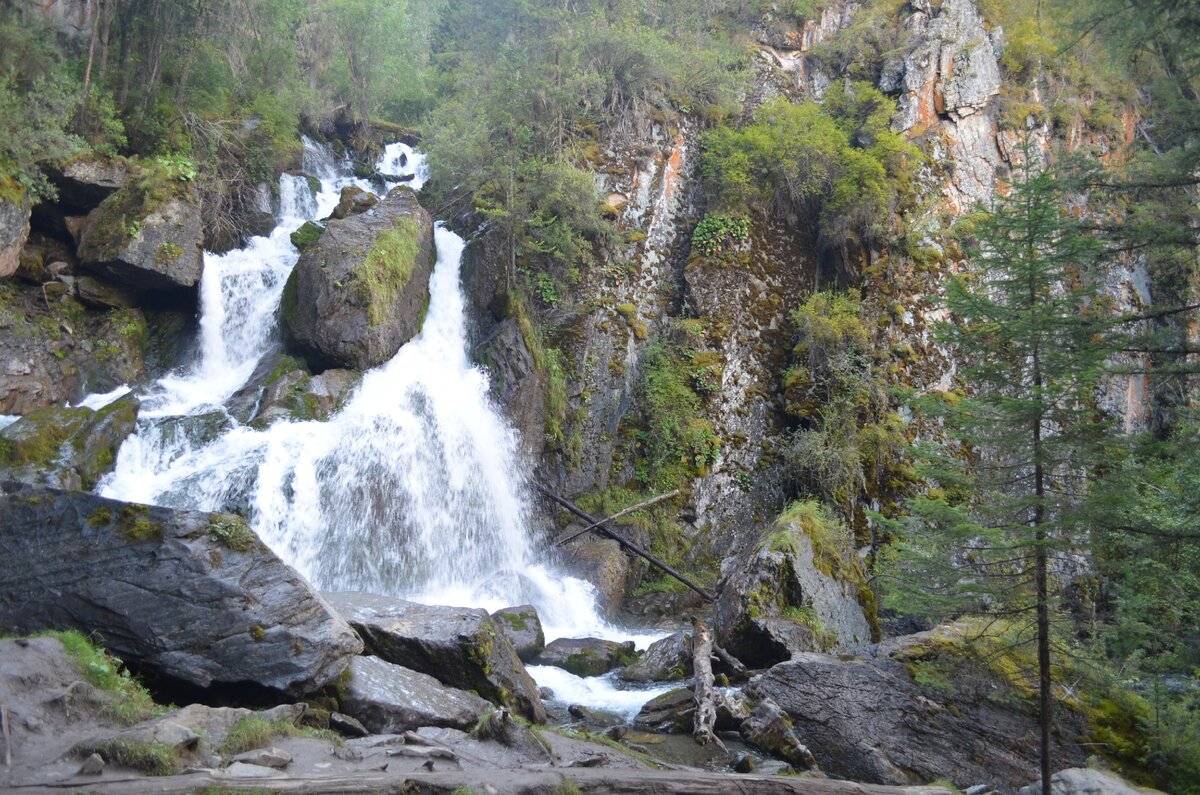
99;138;651;649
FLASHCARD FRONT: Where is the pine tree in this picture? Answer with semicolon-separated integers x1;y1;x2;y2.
884;157;1121;794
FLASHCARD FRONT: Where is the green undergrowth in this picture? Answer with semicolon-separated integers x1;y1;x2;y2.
79;738;180;776
635;340;720;492
354;217;420;326
39;629;162;724
218;715;341;757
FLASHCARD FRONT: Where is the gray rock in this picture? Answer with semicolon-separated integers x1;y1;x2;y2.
49;157;130;213
533;637;637;677
1018;768;1164;795
329;185;379;220
0;190;30;279
225;761;280;778
325;592;546;723
329;711;370;738
231;747;292;769
282;187;433;371
491;604;546;662
739;698;816;771
558;537;630;615
75;274;139;309
619;631;692;683
0;483;362;695
77;752;105;775
745;629;1090;789
339;655;491;734
0;395;137;490
78;184;204;295
633;687;693;733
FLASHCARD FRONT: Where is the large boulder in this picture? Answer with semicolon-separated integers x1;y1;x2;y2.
281;187;433;371
48;156;131;214
619;631;692;683
745;627;1090;790
338;655;492;734
77;177;204;296
0;394;137;489
715;505;877;668
324;592;546;723
0;189;31;279
491;604;546;663
0;483;362;695
1018;768;1165;795
533;637;637;678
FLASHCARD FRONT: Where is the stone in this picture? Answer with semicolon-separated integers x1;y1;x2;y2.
77;753;105;775
290;220;324;251
330;712;370;738
167;703;306;750
325;592;546;723
558;537;630;615
74;274;139;309
330;185;379;220
533;637;637;678
0;483;362;695
1018;768;1165;795
715;512;875;668
739;698;816;771
231;747;292;769
339;655;492;734
491;604;546;662
282;187;434;371
619;631;692;683
0;395;138;490
633;687;694;733
225;761;280;778
77;182;204;296
0;190;30;279
49;157;130;213
745;628;1090;789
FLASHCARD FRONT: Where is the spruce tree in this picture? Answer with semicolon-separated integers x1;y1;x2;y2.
885;157;1120;794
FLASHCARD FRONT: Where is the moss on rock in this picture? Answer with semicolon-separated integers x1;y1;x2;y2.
354;217;420;327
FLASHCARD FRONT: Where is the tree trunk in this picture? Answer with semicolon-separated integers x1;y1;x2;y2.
692;617;720;748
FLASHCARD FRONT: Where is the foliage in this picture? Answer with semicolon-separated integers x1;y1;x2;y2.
691;213;749;259
635;341;720;491
41;630;161;725
218;715;339;756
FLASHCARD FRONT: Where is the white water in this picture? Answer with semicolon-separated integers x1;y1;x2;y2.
528;666;675;720
96;139;659;679
72;384;131;410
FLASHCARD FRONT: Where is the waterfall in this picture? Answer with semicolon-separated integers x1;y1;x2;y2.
98;138;635;643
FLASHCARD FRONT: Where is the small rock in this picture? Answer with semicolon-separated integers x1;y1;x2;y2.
733;753;755;774
740;698;816;771
330;711;369;738
491;604;546;662
619;631;692;683
533;637;637;677
77;753;105;775
633;687;694;733
225;761;280;779
329;186;378;220
231;747;291;769
605;725;628;741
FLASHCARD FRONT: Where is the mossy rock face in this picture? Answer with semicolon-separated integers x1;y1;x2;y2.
0;394;138;490
290;221;324;252
532;637;637;678
281;187;434;372
0;187;30;279
491;604;546;663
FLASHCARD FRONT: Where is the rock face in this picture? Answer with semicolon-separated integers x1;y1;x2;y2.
0;483;362;695
633;687;694;733
78;183;204;295
0;190;30;279
282;186;433;371
324;592;546;723
0;395;137;489
49;157;130;214
533;637;637;677
745;630;1089;789
338;655;492;734
491;604;546;663
619;631;692;683
715;512;875;668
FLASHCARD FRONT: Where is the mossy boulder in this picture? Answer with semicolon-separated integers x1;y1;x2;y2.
0;394;138;490
290;221;324;252
532;637;637;678
714;501;876;668
619;630;693;683
324;592;546;723
281;186;433;371
491;604;546;663
77;174;203;296
0;187;30;279
329;185;378;220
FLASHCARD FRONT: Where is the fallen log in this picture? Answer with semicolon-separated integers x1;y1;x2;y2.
692;618;722;749
535;484;713;602
713;643;751;682
553;489;680;547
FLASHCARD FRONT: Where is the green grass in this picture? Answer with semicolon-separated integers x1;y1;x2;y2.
354;217;420;326
79;738;180;776
217;716;341;757
43;629;161;725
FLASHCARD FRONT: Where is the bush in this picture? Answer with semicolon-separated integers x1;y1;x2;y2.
636;341;720;490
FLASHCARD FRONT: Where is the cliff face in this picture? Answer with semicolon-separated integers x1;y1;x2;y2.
465;0;1167;616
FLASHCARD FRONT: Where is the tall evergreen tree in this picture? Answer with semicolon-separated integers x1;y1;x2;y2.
884;157;1121;794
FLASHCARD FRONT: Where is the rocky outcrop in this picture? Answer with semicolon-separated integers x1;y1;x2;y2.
491;605;546;663
715;509;875;668
1018;768;1164;795
619;631;692;683
338;655;491;734
0;483;362;695
533;637;637;677
0;395;137;489
48;157;130;214
745;628;1090;790
226;353;360;427
0;190;31;279
282;186;433;371
324;592;546;723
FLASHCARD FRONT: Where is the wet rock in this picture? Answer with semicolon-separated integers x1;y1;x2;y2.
472;317;545;458
491;604;546;662
290;220;324;251
325;592;546;723
745;629;1090;789
739;698;816;771
633;687;694;733
1018;768;1163;795
282;186;433;372
330;185;379;220
338;655;491;734
558;537;630;615
0;483;362;695
0;395;137;490
226;353;359;427
715;510;875;668
0;190;31;279
533;637;637;678
78;183;204;297
619;631;692;683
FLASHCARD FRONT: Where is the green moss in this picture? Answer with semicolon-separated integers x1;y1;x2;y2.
545;346;568;446
79;738;179;775
116;504;162;543
353;217;420;327
498;611;530;632
88;507;112;527
217;716;339;757
83;160;190;260
290;221;324;251
635;340;721;491
208;514;256;553
41;630;160;725
155;241;183;264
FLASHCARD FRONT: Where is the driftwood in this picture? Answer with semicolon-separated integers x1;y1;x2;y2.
553;489;680;547
536;484;713;602
692;618;723;749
